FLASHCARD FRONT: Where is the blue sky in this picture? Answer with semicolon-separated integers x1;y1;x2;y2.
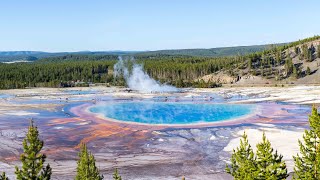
1;0;320;52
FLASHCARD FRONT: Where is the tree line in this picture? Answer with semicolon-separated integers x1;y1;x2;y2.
0;54;240;89
0;61;115;89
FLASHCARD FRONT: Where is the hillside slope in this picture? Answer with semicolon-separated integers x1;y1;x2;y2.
199;36;320;85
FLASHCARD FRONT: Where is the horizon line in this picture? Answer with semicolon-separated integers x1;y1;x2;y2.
0;40;297;53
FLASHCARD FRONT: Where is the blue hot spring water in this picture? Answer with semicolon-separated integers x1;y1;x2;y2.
89;102;255;125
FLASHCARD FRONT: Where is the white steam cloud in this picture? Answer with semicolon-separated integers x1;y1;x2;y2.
113;56;178;93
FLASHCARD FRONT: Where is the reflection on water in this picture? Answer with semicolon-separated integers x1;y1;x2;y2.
89;102;255;124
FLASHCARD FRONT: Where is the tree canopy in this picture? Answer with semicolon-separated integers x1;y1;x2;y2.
15;120;52;180
294;106;320;179
226;132;288;179
75;143;104;180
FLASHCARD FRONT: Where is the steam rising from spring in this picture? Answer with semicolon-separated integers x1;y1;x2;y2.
113;56;178;93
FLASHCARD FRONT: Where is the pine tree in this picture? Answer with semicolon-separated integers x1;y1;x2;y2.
306;67;311;75
302;44;309;60
307;49;313;62
75;143;103;180
293;66;298;78
15;120;52;180
276;50;281;66
225;132;256;179
294;106;320;179
0;172;9;180
295;46;300;55
113;169;122;180
255;132;288;179
248;58;253;70
226;132;288;179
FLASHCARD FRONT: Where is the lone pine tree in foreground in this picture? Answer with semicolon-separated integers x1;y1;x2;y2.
15;120;52;180
113;169;122;180
293;105;320;179
255;132;288;179
225;132;256;179
0;172;9;180
75;143;104;180
226;132;288;179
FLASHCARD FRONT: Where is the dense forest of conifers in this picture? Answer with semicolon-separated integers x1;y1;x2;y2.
142;55;240;87
0;54;240;89
0;61;115;89
0;36;319;89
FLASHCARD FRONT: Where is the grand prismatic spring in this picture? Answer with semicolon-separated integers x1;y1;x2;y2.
89;102;255;125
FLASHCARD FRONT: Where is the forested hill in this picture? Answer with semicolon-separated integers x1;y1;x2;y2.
137;44;286;57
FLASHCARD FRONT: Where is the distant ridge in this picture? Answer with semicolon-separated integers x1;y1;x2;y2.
0;51;47;56
0;43;286;62
138;43;287;57
0;51;140;62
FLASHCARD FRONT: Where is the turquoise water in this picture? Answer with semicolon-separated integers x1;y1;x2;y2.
89;102;255;125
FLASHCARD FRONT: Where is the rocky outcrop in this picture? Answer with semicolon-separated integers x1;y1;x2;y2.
235;75;270;85
198;72;238;84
